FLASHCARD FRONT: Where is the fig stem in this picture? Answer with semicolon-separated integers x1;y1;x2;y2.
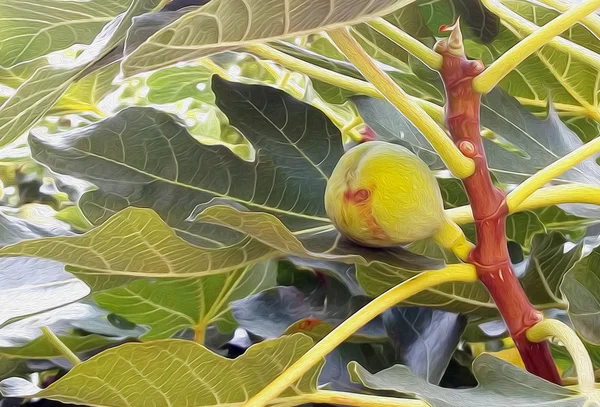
437;22;561;384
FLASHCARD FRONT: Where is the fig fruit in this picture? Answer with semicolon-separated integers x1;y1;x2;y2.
325;141;446;247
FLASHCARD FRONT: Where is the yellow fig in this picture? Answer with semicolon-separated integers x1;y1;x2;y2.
325;141;446;247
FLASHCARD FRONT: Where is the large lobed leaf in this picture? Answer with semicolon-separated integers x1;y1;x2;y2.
31;75;343;247
0;334;322;407
30;76;437;273
122;0;417;76
232;270;386;340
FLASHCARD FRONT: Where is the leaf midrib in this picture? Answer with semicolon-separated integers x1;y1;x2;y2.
70;147;330;223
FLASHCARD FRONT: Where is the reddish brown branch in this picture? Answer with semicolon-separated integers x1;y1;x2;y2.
435;28;561;384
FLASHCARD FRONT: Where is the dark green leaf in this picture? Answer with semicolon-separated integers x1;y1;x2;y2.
31;77;346;247
383;307;466;384
561;248;600;344
232;273;385;339
94;261;277;340
520;233;583;309
320;341;398;391
357;262;495;316
354;95;445;170
356;91;600;219
350;353;589;406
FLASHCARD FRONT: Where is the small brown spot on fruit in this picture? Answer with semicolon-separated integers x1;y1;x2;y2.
353;188;370;203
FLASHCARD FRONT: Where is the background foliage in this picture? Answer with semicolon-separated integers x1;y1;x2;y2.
1;0;600;406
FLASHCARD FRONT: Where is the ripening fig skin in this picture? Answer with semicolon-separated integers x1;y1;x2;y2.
325;141;445;247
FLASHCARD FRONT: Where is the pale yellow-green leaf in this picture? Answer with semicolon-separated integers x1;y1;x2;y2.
51;62;120;115
0;207;277;279
0;0;161;148
1;334;321;407
0;0;137;68
122;0;417;77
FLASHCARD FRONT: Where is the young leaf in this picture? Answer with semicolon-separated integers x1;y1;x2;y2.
0;0;137;68
0;0;161;149
94;261;277;340
145;64;214;104
0;334;321;407
51;62;121;115
349;353;591;406
122;0;417;77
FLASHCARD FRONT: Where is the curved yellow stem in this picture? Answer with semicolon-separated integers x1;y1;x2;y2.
514;97;600;121
473;0;600;94
446;184;600;225
434;217;475;260
40;326;81;366
367;19;443;70
299;391;428;407
247;44;380;98
246;43;444;123
527;319;595;393
536;0;600;38
241;264;478;407
327;27;475;179
507;138;600;210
